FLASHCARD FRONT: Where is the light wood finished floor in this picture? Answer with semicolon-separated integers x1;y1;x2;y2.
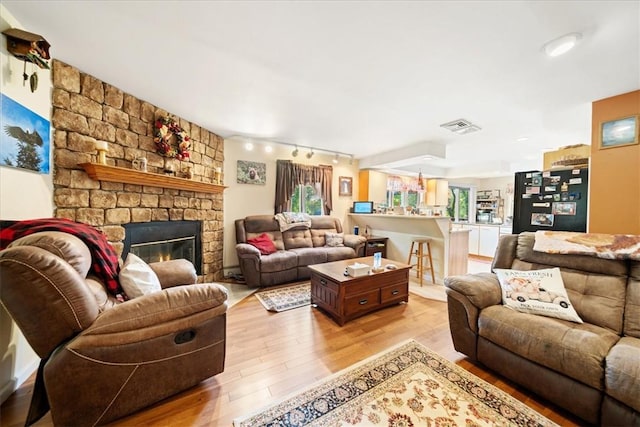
1;291;583;426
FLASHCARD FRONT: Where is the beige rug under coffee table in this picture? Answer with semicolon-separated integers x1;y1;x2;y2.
309;257;411;325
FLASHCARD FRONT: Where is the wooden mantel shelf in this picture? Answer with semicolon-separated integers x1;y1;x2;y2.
79;163;226;194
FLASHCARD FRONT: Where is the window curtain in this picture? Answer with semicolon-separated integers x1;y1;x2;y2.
275;160;333;214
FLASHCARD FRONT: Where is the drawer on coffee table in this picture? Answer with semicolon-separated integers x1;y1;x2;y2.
344;289;380;317
311;274;340;292
381;282;408;303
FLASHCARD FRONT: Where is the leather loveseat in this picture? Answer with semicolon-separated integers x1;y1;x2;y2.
235;215;366;287
444;232;639;426
0;230;228;426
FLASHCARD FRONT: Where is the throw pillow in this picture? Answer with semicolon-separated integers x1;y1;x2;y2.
119;253;162;299
247;233;278;255
494;267;583;323
324;232;344;247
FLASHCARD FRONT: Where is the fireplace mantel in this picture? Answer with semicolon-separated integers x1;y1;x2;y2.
79;163;226;194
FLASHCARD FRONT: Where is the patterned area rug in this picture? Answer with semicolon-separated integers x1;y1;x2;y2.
234;340;557;427
255;282;311;312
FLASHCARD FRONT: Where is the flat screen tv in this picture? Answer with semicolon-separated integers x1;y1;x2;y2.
353;201;374;214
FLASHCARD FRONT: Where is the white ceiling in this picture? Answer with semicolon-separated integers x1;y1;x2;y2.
4;1;639;178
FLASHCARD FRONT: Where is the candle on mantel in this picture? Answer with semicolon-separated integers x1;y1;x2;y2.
95;141;108;164
214;167;222;184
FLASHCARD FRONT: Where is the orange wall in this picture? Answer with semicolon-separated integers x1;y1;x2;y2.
589;90;640;234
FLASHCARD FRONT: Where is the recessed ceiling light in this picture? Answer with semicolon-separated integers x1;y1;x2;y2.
516;137;529;142
244;142;254;151
543;32;582;57
423;155;435;161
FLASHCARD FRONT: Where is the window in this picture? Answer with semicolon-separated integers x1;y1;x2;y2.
290;183;324;215
447;186;471;221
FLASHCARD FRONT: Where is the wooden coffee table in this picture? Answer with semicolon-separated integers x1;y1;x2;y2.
309;257;411;326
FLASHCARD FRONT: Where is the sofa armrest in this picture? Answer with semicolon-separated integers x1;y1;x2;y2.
236;243;261;257
82;283;228;341
149;259;197;288
344;234;366;256
444;272;502;310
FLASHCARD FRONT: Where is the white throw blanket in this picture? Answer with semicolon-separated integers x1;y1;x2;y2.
275;212;312;232
533;230;640;261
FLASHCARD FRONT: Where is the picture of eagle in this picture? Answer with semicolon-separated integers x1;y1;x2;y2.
4;125;43;146
3;125;43;171
1;93;50;174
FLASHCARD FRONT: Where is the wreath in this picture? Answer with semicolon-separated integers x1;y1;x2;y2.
154;116;191;160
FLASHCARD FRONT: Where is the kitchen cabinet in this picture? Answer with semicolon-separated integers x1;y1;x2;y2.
358;170;387;204
478;225;500;257
460;224;499;257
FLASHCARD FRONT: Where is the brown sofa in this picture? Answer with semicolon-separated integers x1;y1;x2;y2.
0;231;228;426
235;215;366;287
444;232;639;426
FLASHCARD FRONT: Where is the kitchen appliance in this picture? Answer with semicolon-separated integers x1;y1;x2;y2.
512;167;588;234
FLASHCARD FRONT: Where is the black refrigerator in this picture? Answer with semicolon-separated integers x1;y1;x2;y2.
512;167;589;234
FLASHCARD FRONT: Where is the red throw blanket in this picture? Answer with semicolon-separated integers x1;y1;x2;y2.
0;218;123;297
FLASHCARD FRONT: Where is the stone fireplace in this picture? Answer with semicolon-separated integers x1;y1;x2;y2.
50;60;224;282
123;221;202;274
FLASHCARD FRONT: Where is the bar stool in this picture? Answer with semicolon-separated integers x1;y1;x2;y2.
407;237;435;286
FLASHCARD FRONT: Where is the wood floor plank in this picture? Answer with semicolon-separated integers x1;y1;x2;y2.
0;290;584;427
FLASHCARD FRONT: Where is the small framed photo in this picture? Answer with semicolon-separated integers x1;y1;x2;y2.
339;176;352;196
600;115;639;149
531;213;554;227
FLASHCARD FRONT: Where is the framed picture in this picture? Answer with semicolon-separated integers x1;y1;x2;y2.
237;160;266;185
600;115;639;149
0;93;51;174
339;176;352;196
552;202;576;216
531;213;554;227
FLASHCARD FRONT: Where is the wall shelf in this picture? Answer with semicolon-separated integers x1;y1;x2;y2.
79;163;226;194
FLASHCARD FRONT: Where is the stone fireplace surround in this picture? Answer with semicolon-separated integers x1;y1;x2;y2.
51;60;224;282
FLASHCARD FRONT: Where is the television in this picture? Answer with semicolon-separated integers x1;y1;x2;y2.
353;201;374;214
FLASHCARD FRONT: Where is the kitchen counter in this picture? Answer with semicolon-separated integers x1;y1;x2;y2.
348;214;469;284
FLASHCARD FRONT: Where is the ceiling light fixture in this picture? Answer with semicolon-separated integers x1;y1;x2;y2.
244;142;254;151
349;155;354;165
264;145;273;153
292;146;299;157
516;137;529;142
332;153;339;164
543;32;582;57
306;149;314;159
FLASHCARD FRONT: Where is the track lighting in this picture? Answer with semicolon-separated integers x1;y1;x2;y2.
292;146;299;157
332;153;339;164
306;149;314;159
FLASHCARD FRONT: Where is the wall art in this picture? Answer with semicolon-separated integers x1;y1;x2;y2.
0;93;50;174
339;176;352;196
600;115;639;149
237;160;266;185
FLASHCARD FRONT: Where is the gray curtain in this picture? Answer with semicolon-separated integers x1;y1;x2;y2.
275;160;333;214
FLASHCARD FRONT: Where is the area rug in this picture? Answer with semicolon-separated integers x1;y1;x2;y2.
255;282;311;312
234;340;557;427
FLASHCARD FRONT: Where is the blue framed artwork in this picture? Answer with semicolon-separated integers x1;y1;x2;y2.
0;93;51;173
600;115;639;149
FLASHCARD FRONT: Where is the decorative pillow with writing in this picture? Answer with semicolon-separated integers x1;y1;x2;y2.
494;268;583;323
247;233;278;255
324;232;345;247
119;253;162;299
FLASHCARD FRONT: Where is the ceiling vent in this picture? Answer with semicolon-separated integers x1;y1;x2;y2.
440;118;482;135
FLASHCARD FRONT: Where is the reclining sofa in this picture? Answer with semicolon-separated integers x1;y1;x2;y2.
235;215;366;287
0;230;228;426
444;232;639;426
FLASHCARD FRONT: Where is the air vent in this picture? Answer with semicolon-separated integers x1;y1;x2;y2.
440;118;482;135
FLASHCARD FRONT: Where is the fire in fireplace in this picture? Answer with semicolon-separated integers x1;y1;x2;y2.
123;221;202;274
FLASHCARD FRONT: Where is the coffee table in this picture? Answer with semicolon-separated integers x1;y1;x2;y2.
309;257;411;326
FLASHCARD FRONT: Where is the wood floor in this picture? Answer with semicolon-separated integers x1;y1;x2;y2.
1;290;584;426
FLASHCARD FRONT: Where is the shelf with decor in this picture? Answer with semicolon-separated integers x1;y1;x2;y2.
476;189;503;223
78;163;225;194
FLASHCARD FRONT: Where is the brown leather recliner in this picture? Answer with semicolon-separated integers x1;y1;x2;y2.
0;231;228;426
